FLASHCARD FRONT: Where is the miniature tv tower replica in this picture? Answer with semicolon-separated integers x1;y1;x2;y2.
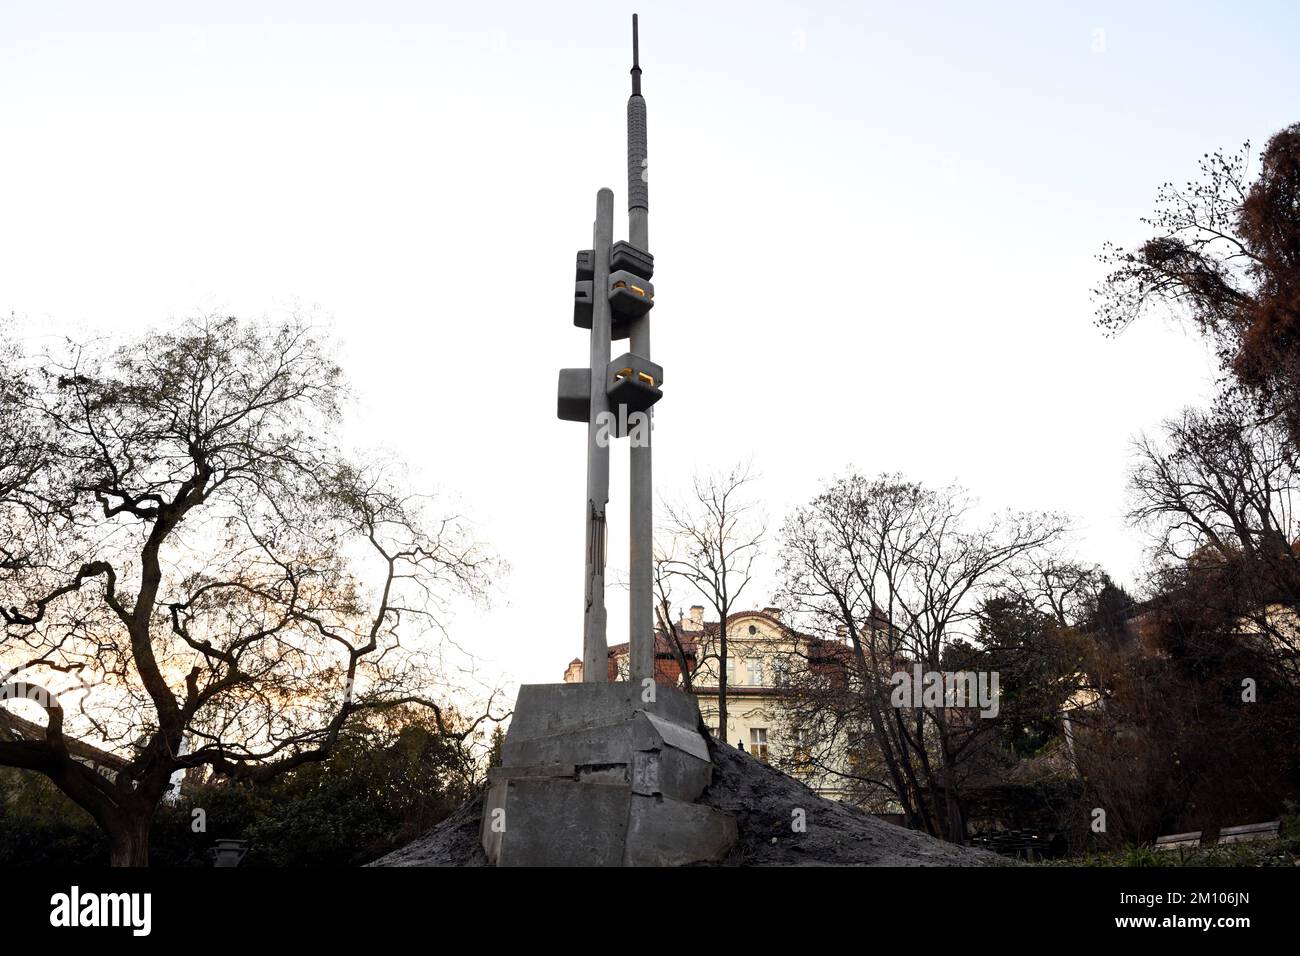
555;13;660;686
480;16;736;866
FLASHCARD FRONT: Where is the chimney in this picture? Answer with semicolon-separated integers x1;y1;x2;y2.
689;605;704;626
763;606;782;622
835;625;847;640
563;658;584;683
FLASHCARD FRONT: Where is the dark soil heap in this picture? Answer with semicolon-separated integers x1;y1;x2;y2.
371;737;1004;867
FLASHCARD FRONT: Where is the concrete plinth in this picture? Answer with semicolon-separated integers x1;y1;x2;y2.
481;682;736;866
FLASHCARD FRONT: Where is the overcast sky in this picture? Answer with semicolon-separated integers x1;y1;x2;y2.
4;1;1299;698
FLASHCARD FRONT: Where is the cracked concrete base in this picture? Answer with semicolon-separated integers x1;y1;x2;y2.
480;682;737;867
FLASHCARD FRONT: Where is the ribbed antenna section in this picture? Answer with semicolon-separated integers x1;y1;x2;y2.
627;95;648;215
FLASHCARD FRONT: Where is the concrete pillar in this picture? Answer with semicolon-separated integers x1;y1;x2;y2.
583;188;615;682
627;57;654;688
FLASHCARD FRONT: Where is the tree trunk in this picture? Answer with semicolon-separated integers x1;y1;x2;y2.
108;812;153;867
848;626;930;834
945;783;967;845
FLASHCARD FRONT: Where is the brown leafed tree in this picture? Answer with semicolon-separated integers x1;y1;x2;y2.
0;316;498;865
1064;562;1300;847
1096;123;1300;441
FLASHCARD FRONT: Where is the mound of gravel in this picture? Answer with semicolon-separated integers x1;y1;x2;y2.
370;736;1004;867
699;736;1002;866
371;790;490;867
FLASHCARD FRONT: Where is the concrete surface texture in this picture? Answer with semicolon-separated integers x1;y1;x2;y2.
479;681;736;867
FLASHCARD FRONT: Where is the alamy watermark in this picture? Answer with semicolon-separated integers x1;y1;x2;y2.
595;405;650;447
889;665;1000;717
0;680;62;709
50;886;151;936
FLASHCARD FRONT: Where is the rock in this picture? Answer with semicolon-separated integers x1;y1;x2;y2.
369;731;1007;867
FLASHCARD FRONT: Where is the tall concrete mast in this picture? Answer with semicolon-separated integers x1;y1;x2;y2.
489;14;738;871
626;14;654;686
556;14;661;687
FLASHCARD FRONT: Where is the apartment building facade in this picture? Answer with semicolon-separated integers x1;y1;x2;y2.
562;605;857;800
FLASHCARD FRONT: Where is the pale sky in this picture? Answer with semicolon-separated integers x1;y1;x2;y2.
3;1;1298;700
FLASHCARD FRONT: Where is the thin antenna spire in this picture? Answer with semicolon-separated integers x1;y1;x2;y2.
626;13;648;221
631;13;642;95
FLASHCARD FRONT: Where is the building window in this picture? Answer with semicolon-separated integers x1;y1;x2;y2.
793;726;813;772
745;658;764;686
750;727;769;761
725;658;736;684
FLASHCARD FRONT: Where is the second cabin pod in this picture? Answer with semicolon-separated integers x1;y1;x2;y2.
609;271;654;319
606;352;663;415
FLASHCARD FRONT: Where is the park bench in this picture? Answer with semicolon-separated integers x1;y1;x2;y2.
1217;821;1281;844
1153;830;1202;851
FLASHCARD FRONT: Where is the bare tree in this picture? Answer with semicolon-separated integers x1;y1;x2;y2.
1129;400;1300;679
1131;403;1298;564
0;325;44;582
0;316;500;865
658;463;764;741
1004;553;1104;629
777;473;1066;842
